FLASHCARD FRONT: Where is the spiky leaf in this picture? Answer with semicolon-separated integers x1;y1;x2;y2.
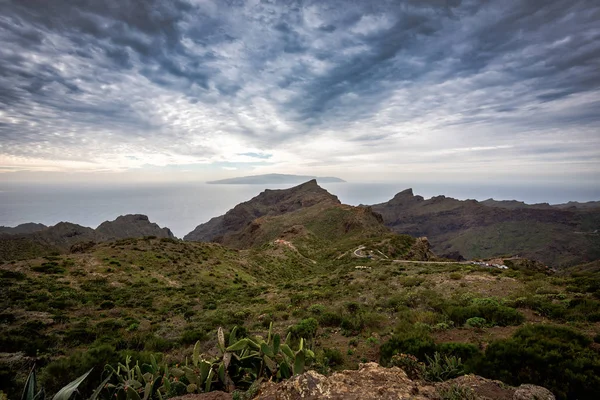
90;373;113;400
205;369;214;393
51;368;92;400
21;367;37;400
218;327;225;351
228;326;238;346
218;362;225;383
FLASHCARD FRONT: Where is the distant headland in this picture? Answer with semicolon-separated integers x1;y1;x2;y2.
206;173;346;184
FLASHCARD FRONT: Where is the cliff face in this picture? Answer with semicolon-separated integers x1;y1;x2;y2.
184;180;341;242
372;189;600;267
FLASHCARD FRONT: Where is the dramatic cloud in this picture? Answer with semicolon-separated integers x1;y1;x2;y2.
0;0;599;182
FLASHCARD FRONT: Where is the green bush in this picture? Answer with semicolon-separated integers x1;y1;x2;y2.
447;298;524;327
436;342;481;369
323;348;344;367
288;318;319;342
465;317;486;328
380;332;436;366
318;311;342;327
478;324;600;400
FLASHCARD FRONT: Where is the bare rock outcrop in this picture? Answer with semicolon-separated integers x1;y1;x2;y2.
255;363;554;400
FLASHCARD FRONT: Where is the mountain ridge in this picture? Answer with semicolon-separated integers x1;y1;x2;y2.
0;214;174;261
372;188;600;267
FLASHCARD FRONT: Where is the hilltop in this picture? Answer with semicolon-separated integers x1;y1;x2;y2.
184;179;341;242
372;188;600;267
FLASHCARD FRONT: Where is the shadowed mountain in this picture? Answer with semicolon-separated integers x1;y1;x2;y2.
0;223;47;235
184;179;341;242
0;215;174;261
552;201;600;210
96;214;174;240
371;189;600;267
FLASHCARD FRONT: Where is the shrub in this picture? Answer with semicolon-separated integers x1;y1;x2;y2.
436;342;481;370
478;324;600;400
380;332;436;366
308;304;326;315
288;318;319;342
447;299;524;327
323;348;344;367
449;273;463;280
465;317;486;328
318;311;342;327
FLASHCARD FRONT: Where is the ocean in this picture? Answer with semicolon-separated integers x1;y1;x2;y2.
1;181;598;238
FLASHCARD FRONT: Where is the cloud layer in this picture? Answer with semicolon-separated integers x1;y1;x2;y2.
0;0;599;182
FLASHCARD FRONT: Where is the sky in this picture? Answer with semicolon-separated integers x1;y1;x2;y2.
0;0;599;184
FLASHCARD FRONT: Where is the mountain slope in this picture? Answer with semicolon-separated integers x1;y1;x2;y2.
372;189;600;267
184;179;341;242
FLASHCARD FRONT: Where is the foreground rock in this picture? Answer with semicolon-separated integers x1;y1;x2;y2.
255;363;554;400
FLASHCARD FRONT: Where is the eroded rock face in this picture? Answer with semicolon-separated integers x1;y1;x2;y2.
255;363;555;400
256;363;427;400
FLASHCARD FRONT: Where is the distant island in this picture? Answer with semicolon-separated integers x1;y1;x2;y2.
206;173;346;184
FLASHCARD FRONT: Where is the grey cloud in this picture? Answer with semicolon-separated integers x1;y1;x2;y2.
0;0;598;175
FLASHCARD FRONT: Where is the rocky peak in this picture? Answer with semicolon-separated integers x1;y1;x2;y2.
184;180;340;242
96;214;175;240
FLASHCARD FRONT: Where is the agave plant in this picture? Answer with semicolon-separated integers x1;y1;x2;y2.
104;354;168;399
21;367;102;400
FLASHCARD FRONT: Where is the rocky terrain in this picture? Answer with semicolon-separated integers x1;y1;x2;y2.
255;362;554;400
371;188;600;267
